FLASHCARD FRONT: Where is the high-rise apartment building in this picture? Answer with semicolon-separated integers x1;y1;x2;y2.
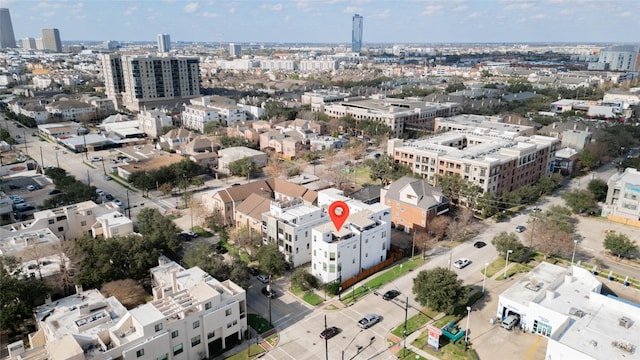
229;43;241;58
22;37;37;50
157;33;171;53
41;28;62;52
0;8;16;48
351;14;363;52
101;54;201;112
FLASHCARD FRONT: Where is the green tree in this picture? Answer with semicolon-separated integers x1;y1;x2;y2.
533;206;575;258
228;157;258;178
204;121;221;135
445;82;466;93
587;179;608;202
562;189;598;215
475;192;498;217
0;257;50;332
603;233;638;260
579;148;599;170
412;267;468;315
491;231;527;261
290;268;320;290
160;125;177;135
255;243;288;276
135;208;182;259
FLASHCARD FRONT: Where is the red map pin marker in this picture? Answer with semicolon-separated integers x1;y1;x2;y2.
329;201;349;231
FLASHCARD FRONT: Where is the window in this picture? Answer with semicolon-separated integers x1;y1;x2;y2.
172;344;183;356
205;302;211;310
87;210;92;215
191;335;201;347
207;331;215;339
154;323;163;332
157;354;168;360
225;308;232;316
227;322;232;328
192;320;200;329
136;349;145;357
80;220;87;227
171;330;179;338
57;226;64;232
233;319;237;326
48;219;55;224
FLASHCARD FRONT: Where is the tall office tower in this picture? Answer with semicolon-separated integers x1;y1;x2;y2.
102;54;200;112
0;8;17;48
229;43;241;58
22;37;37;50
351;13;363;53
157;33;170;53
41;28;62;52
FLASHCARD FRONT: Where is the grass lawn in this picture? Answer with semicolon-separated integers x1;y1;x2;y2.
396;349;428;360
495;263;531;281
341;257;423;306
391;307;439;337
247;314;273;334
166;214;180;220
224;345;265;360
414;336;479;360
482;258;506;278
355;165;373;185
302;291;324;306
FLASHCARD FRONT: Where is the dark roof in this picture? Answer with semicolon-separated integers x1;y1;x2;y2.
384;176;447;209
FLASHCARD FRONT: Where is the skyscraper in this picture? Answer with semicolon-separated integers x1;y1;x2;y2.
229;43;241;58
0;8;17;49
352;14;363;53
157;33;171;53
41;28;62;52
22;37;37;50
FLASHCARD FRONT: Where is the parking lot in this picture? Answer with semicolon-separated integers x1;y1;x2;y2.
2;173;55;221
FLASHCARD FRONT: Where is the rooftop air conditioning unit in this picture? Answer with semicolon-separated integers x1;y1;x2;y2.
619;316;632;329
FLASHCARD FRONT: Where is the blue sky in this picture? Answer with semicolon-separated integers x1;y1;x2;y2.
2;0;639;44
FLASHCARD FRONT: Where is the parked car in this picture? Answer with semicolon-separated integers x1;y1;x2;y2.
501;314;520;330
96;189;104;196
515;225;526;233
104;175;112;181
248;267;259;276
319;326;340;340
179;232;192;240
261;287;276;298
91;156;103;162
257;274;270;284
453;258;471;269
473;241;487;248
105;193;114;201
382;290;401;301
113;199;123;207
8;184;20;189
185;231;198;238
358;314;380;329
48;189;61;195
28;185;41;191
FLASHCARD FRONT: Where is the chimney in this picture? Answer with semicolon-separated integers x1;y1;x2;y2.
171;270;178;293
545;290;556;301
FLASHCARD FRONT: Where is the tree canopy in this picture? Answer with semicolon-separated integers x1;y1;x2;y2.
412;267;468;315
0;257;50;332
587;179;608;202
532;206;575;258
562;189;598;215
182;242;251;289
228;157;259;178
365;154;413;186
491;231;528;262
603;232;638;260
255;243;288;276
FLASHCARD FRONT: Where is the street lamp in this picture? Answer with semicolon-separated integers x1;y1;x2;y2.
464;306;471;343
482;262;488;294
504;250;513;279
571;239;579;266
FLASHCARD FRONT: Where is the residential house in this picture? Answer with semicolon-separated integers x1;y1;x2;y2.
380;176;450;233
138;110;172;139
603;168;640;228
45;99;97;123
217;147;267;174
159;128;194;150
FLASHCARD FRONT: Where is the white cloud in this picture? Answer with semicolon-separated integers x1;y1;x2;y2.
370;9;390;19
37;2;61;9
530;13;545;19
70;2;84;14
453;5;468;11
42;11;55;17
343;6;361;13
201;12;218;18
284;15;291;21
620;10;632;17
421;4;443;16
505;2;535;10
124;5;138;16
271;3;283;11
184;2;199;13
228;7;236;14
465;11;483;19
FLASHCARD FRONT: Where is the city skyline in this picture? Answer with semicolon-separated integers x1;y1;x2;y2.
0;0;639;45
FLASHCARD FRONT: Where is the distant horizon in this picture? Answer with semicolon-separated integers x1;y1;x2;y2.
2;0;640;44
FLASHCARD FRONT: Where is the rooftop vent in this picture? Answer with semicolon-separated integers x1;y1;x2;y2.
569;307;585;318
619;316;632;329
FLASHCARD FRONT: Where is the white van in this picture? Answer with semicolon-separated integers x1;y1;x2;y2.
501;314;519;330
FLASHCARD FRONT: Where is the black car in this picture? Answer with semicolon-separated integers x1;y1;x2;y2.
48;189;61;195
105;193;114;201
320;326;340;340
382;290;401;301
178;232;192;240
261;287;276;298
248;267;259;276
474;241;487;248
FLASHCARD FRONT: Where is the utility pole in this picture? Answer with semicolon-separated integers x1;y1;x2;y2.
403;297;408;357
324;315;329;360
39;147;44;169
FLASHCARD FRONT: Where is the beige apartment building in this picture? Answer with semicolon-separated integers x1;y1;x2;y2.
389;121;558;196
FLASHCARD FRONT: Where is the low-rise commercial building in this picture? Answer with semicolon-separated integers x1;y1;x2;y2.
603;168;640;227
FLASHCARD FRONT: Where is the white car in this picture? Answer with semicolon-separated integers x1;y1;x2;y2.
96;189;104;196
113;199;123;207
257;274;270;284
91;156;103;162
454;258;471;269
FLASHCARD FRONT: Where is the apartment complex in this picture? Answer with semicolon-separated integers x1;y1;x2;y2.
101;54;200;112
182;96;246;132
316;97;458;137
262;198;330;267
8;257;247;360
138;109;172;139
603;167;640;228
389;117;559;195
588;45;640;72
312;189;391;283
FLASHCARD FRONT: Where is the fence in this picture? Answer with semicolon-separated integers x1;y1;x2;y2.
340;247;403;290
